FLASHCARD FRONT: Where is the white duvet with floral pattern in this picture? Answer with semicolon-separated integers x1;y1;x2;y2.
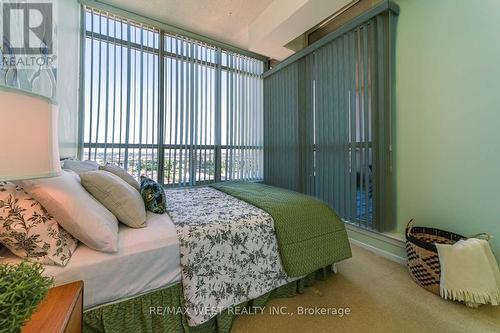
165;186;292;326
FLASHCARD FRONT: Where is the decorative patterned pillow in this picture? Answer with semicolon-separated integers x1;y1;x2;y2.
140;176;166;214
0;182;78;266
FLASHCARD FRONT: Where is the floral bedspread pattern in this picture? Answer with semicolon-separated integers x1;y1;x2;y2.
165;187;291;326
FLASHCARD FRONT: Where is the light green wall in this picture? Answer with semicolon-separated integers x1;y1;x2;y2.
392;0;500;259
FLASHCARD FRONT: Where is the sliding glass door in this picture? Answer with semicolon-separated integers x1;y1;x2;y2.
80;7;264;186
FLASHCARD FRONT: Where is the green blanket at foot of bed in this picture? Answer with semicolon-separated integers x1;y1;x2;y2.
83;267;333;333
210;182;352;277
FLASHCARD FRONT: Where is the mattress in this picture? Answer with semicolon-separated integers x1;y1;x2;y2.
0;212;181;310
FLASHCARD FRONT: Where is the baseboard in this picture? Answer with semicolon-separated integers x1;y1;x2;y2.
349;237;407;265
345;223;405;246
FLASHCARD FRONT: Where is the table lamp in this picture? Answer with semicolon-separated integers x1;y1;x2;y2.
0;87;61;181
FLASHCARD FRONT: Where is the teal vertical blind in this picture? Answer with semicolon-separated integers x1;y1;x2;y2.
264;62;300;191
263;5;396;231
81;7;265;186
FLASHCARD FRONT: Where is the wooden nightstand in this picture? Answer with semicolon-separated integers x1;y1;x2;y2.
22;281;84;333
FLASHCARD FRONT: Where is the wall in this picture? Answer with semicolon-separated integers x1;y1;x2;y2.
56;0;80;158
0;0;79;158
391;0;500;259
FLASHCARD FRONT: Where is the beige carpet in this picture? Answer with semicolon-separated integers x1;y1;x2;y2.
231;244;500;333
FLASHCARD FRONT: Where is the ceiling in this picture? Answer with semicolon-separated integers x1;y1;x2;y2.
99;0;273;51
98;0;355;60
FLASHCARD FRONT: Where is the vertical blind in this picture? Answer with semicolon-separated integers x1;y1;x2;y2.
263;5;396;231
264;61;301;191
81;8;264;186
221;51;265;182
162;35;217;186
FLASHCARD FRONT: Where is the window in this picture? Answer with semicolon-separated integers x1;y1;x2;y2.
220;51;264;181
162;35;217;186
81;8;264;186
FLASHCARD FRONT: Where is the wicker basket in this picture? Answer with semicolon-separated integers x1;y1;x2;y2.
405;219;466;295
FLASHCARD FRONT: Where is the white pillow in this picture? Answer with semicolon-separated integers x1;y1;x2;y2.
62;159;99;175
17;170;119;252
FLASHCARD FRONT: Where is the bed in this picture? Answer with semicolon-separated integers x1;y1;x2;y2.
1;211;181;309
0;182;351;333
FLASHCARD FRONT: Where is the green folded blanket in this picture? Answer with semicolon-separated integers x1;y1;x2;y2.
210;182;352;277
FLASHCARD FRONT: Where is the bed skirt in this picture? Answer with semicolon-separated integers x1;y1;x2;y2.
83;266;333;333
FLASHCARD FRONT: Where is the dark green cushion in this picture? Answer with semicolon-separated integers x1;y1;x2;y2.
140;176;166;214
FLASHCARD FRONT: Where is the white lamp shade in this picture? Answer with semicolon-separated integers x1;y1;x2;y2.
0;88;61;181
